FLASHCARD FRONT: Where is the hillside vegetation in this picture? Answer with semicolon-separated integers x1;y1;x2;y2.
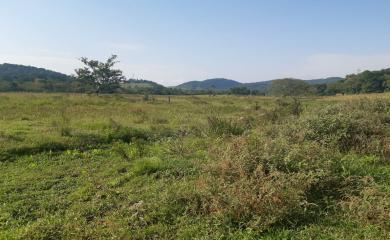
0;92;389;239
0;64;71;92
326;69;390;94
175;78;242;91
1;62;389;96
176;77;342;93
0;63;174;95
0;63;69;81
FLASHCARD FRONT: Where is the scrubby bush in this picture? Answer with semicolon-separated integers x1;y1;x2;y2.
341;185;390;230
207;116;247;136
304;101;389;155
192;113;383;232
264;97;303;122
198;169;312;231
195;136;325;231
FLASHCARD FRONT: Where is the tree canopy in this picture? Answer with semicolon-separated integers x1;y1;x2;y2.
74;55;126;94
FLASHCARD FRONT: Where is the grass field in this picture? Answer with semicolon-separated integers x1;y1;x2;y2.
0;92;389;239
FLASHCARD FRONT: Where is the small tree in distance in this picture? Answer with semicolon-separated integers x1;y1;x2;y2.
75;55;126;94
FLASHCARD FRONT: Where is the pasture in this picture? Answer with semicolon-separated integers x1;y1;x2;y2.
0;93;389;239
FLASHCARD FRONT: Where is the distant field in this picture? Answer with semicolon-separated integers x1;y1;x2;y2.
0;92;389;239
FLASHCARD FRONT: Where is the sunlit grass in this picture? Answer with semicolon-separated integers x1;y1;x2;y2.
0;92;388;239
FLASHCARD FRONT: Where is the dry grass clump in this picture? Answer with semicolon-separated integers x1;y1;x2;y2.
341;185;390;231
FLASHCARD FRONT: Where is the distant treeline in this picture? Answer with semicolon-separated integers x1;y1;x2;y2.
315;69;390;95
0;63;389;96
247;69;390;96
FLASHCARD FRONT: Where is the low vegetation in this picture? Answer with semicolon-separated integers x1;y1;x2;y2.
0;92;389;239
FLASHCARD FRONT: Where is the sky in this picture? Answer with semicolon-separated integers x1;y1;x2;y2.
1;0;390;86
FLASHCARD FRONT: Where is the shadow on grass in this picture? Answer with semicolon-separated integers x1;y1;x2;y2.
0;128;150;162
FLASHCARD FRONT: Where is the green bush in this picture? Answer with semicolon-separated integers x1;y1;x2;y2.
264;97;303;123
207;116;246;136
304;102;388;155
197;136;314;231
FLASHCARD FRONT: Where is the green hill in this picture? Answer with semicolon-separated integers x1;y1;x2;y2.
0;64;173;94
0;63;70;82
175;78;241;91
2;62;388;95
0;63;72;92
242;80;272;92
305;77;343;85
122;79;164;89
121;79;172;94
176;77;343;93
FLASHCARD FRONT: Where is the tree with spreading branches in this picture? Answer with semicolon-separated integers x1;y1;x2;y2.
74;55;125;94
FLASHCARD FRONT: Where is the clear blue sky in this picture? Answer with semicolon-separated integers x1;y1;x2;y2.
1;0;390;85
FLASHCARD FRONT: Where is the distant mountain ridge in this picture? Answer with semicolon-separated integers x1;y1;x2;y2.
175;77;343;92
175;78;242;91
5;63;379;95
0;63;70;81
0;63;342;92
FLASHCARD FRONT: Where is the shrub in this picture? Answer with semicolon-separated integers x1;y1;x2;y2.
196;129;384;232
207;116;246;136
264;97;303;123
304;103;387;154
341;185;389;230
196;136;316;231
198;170;312;231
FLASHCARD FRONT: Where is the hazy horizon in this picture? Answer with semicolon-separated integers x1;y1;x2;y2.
1;0;390;85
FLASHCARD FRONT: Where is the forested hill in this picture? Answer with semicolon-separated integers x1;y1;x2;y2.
120;79;178;94
0;63;175;93
175;78;241;90
0;63;70;81
175;77;343;92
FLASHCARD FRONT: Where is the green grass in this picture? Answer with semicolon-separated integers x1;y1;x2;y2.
0;92;389;239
